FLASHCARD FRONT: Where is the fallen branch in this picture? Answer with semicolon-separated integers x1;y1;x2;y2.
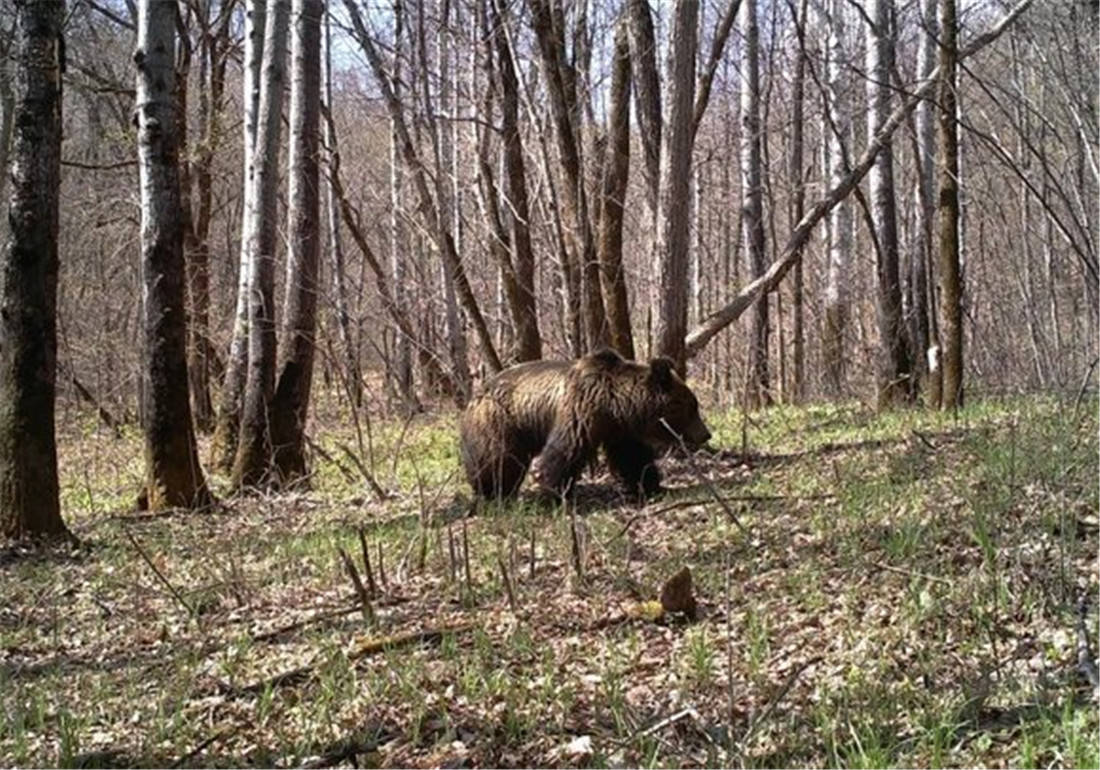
251;605;363;643
219;624;473;698
304;434;357;484
170;725;236;768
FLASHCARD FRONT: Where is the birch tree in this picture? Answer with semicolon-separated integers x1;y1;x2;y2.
0;0;68;538
910;0;937;401
212;0;264;469
232;0;290;488
134;0;212;510
269;0;321;484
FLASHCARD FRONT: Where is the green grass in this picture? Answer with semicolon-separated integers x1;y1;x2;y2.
1;392;1096;767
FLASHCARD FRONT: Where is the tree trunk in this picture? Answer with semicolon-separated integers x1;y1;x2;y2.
212;0;264;469
490;0;541;362
0;23;17;224
527;0;608;351
188;2;233;434
431;0;471;400
321;4;364;409
911;0;937;404
937;0;963;410
387;0;417;410
740;0;769;406
655;0;698;373
231;0;290;489
596;16;634;360
0;0;68;539
788;0;807;403
867;0;912;408
821;0;851;396
627;0;661;343
269;0;320;485
135;0;213;510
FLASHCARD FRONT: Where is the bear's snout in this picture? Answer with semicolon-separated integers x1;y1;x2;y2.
686;420;711;447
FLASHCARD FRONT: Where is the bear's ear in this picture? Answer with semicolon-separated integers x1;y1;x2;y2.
589;348;624;369
648;357;675;388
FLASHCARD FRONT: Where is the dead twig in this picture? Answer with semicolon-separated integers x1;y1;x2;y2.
612;492;835;541
357;528;378;595
124;530;197;619
338;547;375;623
336;442;390;502
1076;595;1100;692
1072;357;1099;421
741;655;823;747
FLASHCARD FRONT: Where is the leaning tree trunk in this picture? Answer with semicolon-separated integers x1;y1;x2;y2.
596;16;635;360
269;0;321;485
0;0;68;539
937;0;963;410
212;0;264;469
821;0;851;396
681;0;1034;359
134;0;213;511
740;0;770;407
867;0;912;408
231;0;290;489
655;0;698;373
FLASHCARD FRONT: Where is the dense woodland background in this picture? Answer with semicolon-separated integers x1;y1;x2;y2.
2;0;1095;437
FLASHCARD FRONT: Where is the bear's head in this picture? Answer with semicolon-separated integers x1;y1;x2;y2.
645;357;711;448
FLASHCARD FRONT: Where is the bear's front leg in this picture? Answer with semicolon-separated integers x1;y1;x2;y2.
604;437;662;501
532;424;592;497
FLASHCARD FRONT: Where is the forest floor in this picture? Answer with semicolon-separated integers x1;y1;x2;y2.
1;394;1098;768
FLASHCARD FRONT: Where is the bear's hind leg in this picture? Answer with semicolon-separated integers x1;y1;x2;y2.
604;438;662;500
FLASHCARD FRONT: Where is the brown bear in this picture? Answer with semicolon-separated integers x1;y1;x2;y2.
459;349;711;499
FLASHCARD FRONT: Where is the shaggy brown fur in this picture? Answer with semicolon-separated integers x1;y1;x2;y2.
459;350;711;499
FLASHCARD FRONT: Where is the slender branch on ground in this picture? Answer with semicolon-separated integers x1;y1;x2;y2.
125;530;197;619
